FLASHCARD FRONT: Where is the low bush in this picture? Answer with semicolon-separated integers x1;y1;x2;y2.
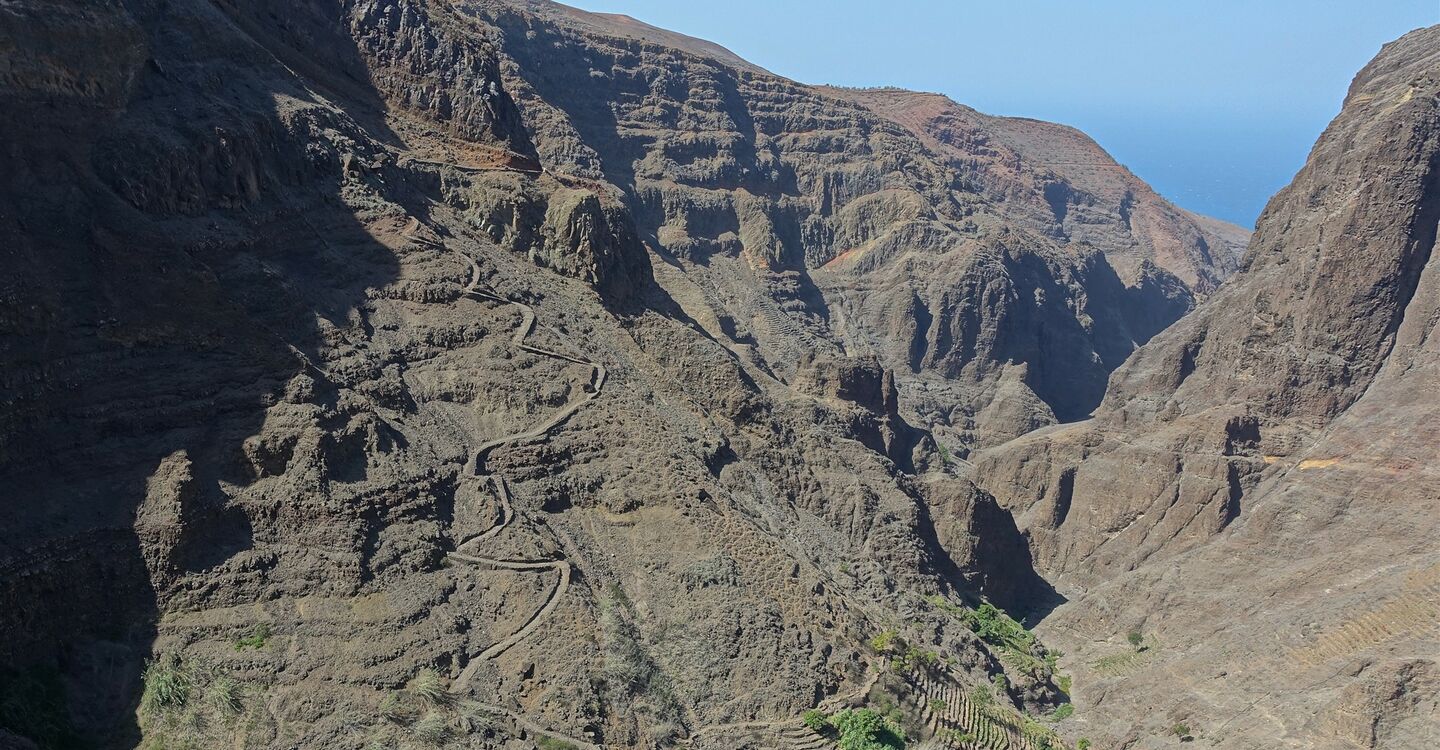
869;630;900;654
233;623;271;651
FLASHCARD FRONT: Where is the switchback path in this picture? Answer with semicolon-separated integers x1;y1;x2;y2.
411;220;604;750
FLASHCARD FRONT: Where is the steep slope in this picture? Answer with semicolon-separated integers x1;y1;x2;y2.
971;25;1440;749
0;2;1097;749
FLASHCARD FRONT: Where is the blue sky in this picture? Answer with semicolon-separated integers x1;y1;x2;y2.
563;1;1437;227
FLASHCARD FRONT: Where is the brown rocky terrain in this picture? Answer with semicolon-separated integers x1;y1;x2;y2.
3;2;1431;750
970;25;1440;750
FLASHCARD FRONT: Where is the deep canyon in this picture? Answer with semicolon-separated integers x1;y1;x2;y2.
0;3;1436;750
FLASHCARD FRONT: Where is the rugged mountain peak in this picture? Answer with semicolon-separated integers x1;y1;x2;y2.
829;88;1249;292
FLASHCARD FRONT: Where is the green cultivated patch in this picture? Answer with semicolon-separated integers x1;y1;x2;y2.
831;708;906;750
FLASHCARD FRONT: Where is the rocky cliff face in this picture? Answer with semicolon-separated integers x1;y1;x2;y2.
19;1;1424;749
468;0;1246;446
971;25;1440;749
0;1;1193;748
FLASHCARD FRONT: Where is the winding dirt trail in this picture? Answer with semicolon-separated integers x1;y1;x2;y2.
413;220;872;749
409;221;603;749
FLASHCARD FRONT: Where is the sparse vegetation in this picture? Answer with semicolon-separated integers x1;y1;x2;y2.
929;596;1060;680
456;701;496;734
410;712;451;745
537;736;580;750
409;668;452;708
1172;723;1193;741
1057;674;1073;694
1020;713;1065;750
138;654;250;750
233;623;272;651
600;585;685;731
380;691;419;725
1127;631;1145;652
207;675;243;717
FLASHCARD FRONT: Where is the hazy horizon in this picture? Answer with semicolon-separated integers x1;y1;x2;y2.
563;1;1437;228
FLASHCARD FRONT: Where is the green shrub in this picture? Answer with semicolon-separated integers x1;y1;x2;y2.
965;603;1037;653
234;623;271;651
830;708;905;750
142;655;194;714
802;709;829;732
1127;631;1144;652
1077;739;1091;750
869;630;900;654
969;685;993;707
928;698;946;714
1057;674;1072;694
1049;704;1074;721
1172;723;1192;740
